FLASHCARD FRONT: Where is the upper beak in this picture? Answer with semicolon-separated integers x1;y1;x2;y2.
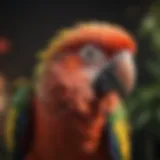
93;51;136;99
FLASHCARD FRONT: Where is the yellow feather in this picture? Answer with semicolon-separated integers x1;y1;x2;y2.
113;119;131;160
5;107;17;151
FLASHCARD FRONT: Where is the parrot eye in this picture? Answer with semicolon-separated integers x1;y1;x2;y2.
79;45;106;65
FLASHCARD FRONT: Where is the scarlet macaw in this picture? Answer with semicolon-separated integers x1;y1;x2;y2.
5;21;137;160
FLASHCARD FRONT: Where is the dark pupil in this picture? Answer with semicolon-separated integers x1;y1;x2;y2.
86;50;94;59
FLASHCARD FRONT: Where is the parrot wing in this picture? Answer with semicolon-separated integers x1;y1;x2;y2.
5;83;34;160
105;101;131;160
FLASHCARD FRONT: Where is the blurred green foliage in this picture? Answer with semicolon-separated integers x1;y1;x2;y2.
128;2;160;137
140;1;160;51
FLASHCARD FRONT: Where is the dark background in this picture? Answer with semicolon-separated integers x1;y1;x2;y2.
0;0;158;159
0;0;153;79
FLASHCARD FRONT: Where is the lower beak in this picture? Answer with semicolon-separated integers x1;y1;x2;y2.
93;53;136;99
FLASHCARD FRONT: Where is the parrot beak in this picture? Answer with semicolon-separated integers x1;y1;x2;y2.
93;50;136;99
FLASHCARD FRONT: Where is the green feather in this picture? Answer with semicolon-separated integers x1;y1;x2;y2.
108;102;131;160
5;84;32;153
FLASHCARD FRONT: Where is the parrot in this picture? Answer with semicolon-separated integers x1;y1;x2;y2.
5;21;137;160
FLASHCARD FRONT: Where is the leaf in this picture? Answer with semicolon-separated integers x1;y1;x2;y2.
150;2;160;19
151;30;160;51
133;110;151;130
156;108;160;122
139;15;156;36
147;61;160;81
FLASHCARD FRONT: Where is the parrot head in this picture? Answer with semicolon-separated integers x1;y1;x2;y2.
35;22;137;118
